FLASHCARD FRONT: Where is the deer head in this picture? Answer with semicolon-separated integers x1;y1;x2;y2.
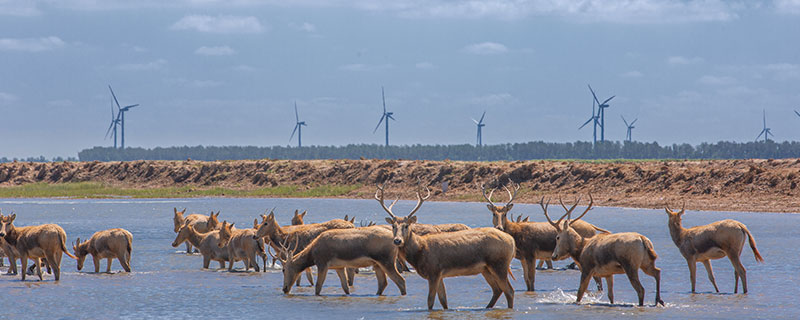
217;221;235;248
0;213;15;238
173;208;187;233
377;180;431;247
207;211;220;230
482;181;520;231
550;194;594;260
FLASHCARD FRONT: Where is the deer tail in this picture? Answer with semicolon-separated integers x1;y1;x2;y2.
641;236;658;261
60;234;77;260
508;267;516;281
742;224;764;262
592;224;611;234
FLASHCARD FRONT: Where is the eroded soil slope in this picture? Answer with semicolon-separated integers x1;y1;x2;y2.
1;158;799;213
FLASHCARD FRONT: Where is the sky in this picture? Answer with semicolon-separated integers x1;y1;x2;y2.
0;0;799;158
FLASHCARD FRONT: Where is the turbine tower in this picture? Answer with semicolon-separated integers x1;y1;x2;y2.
289;101;307;147
588;84;615;142
373;86;394;146
104;95;120;148
579;96;600;146
108;85;139;149
756;109;773;143
472;111;486;147
621;115;637;142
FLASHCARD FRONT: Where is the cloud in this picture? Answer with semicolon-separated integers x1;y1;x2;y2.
697;75;736;86
171;15;264;34
0;0;40;16
775;0;800;14
195;45;236;56
117;59;167;71
290;22;317;32
415;62;436;69
620;70;643;78
667;56;704;65
338;63;393;71
0;92;18;104
47;99;74;107
469;93;516;106
0;36;65;52
463;42;508;55
763;63;800;80
232;64;256;72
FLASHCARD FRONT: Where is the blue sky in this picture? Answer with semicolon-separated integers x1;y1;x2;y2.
1;0;799;158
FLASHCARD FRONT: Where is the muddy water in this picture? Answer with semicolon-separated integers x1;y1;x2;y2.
0;198;794;319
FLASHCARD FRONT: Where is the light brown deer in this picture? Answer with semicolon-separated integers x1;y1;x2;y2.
274;225;407;296
172;208;220;254
551;204;664;306
73;228;133;273
378;183;515;310
171;221;229;269
665;203;764;294
290;210;307;226
0;213;77;281
218;221;266;272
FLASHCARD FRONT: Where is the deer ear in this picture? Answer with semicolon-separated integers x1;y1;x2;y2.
486;204;494;211
506;204;514;211
9;214;15;221
408;216;417;224
229;223;235;229
300;211;306;218
385;217;394;225
174;208;178;214
253;218;258;228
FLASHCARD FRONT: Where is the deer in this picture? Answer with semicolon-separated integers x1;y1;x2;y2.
551;201;664;306
665;203;764;294
273;224;407;296
171;221;230;269
73;228;133;273
172;208;220;254
0;213;77;281
378;183;515;310
255;212;355;285
343;215;356;224
291;210;307;225
217;221;266;272
0;235;50;275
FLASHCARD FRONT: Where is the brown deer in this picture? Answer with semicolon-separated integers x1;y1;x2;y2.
378;183;515;310
172;208;220;254
551;203;664;306
273;225;407;296
73;228;133;273
0;213;77;281
665;203;764;294
171;221;230;269
218;221;266;272
291;210;307;225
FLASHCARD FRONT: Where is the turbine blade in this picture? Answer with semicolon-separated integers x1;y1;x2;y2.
756;129;765;141
479;111;486;123
588;84;601;106
472;118;479;125
387;114;395;121
795;110;800;118
295;102;299;122
373;115;385;134
579;117;593;129
105;121;115;138
382;86;386;113
290;124;298;142
621;115;628;126
124;104;139;110
630;118;638;126
108;85;122;109
602;95;615;105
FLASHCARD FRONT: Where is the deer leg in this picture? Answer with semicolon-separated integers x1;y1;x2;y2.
436;278;449;310
728;253;747;294
641;262;664;306
624;265;645;306
335;268;350;295
527;259;537;291
374;266;388;295
34;258;43;281
119;255;131;273
305;268;314;286
606;276;614;304
106;258;113;273
44;259;52;274
482;270;502;308
346;268;356;287
701;260;719;293
19;255;28;281
536;260;544;269
381;258;406;295
576;271;593;304
520;258;531;291
46;253;59;281
201;255;210;269
315;264;329;296
93;256;100;273
594;276;604;292
7;252;17;275
498;269;515;308
185;242;192;254
687;258;697;293
427;275;442;310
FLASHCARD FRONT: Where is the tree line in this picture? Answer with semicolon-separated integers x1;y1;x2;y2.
75;140;800;162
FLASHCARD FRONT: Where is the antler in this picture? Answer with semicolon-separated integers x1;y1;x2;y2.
481;183;497;207
503;180;520;206
407;180;431;218
375;183;400;219
569;193;594;223
540;196;560;229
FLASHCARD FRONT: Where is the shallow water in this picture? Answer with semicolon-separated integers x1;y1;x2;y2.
0;197;795;319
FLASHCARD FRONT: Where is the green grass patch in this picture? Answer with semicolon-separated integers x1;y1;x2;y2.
0;182;361;199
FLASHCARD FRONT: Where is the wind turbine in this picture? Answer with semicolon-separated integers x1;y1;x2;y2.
579;96;600;146
621;115;637;142
373;86;394;146
588;84;615;142
756;109;773;143
794;109;800;119
104;95;120;148
108;85;139;149
289;101;307;147
472;111;486;146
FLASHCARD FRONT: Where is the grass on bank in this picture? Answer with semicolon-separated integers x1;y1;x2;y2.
0;182;361;199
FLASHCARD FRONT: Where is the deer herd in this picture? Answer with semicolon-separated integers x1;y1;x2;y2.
0;181;766;310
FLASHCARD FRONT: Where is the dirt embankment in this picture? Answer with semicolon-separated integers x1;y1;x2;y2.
1;158;799;213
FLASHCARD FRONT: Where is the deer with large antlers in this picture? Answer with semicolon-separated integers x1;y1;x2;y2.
272;223;407;296
665;203;764;294
552;199;664;306
378;183;515;310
